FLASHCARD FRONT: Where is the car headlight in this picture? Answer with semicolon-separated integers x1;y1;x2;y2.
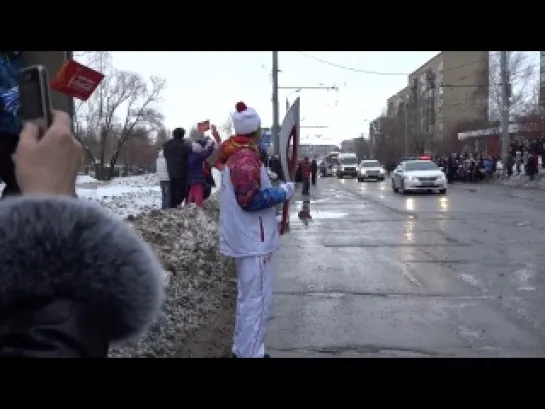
438;173;446;181
404;175;415;182
380;168;385;174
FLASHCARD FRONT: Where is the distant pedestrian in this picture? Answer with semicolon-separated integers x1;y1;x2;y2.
311;158;318;186
301;157;311;195
155;148;170;210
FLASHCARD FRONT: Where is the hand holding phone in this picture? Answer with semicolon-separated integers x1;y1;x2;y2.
15;110;82;196
18;65;53;135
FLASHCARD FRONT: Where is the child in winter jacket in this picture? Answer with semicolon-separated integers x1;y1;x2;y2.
186;137;217;207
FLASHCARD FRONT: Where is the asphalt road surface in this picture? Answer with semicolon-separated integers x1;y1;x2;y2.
268;176;545;357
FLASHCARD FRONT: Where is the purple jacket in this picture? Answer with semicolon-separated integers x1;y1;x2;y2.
187;139;216;185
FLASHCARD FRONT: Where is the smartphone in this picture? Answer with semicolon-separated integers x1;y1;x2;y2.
18;65;53;133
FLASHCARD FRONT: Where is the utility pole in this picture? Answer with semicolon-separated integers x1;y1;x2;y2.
272;51;280;156
404;99;409;157
500;51;510;167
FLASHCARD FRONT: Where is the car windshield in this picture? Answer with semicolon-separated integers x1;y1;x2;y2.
405;161;438;171
340;157;358;165
360;161;380;168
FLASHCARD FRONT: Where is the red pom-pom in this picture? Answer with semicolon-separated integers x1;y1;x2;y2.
235;101;247;112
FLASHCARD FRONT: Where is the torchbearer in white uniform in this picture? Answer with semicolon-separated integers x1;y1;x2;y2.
218;101;295;358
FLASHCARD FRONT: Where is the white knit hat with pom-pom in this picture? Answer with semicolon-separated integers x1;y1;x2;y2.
231;101;261;135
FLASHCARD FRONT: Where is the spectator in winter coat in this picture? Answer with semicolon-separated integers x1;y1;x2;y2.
310;158;318;186
217;101;295;358
0;111;164;357
155;149;170;209
163;128;204;208
483;157;494;180
186;137;217;207
202;161;215;200
300;157;311;195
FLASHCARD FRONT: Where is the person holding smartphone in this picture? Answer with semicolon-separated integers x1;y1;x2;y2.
0;111;164;357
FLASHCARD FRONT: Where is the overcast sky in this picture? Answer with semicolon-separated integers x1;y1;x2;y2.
109;52;441;144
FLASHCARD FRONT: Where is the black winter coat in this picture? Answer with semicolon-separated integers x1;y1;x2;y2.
0;196;164;357
163;138;193;180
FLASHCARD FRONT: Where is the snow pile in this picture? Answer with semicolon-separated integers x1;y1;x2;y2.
76;171;222;219
76;174;99;185
109;193;236;358
496;172;545;190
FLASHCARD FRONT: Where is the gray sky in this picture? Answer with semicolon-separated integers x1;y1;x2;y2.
111;52;439;144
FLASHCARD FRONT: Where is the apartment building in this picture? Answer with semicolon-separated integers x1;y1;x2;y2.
386;87;410;118
381;51;489;154
340;139;356;152
369;116;392;153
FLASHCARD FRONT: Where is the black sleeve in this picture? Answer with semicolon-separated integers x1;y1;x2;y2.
0;196;165;358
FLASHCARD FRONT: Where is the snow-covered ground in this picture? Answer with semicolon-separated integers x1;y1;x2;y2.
0;171;222;218
76;174;160;218
77;170;222;218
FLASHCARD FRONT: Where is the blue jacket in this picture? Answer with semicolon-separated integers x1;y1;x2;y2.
0;53;22;135
187;139;216;185
483;159;494;173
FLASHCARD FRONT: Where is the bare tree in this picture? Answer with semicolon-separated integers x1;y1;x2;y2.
73;51;166;180
219;115;234;137
488;51;538;121
155;127;170;149
375;115;404;168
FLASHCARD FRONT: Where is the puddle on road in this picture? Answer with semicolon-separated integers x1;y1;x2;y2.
460;273;482;288
457;325;483;340
514;266;536;292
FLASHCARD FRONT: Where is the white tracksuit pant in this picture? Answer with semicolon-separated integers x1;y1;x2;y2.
232;253;274;358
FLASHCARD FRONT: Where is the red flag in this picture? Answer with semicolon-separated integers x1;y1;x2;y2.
50;59;104;101
197;120;210;133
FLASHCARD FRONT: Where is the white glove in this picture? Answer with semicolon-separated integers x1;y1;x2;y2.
280;182;295;200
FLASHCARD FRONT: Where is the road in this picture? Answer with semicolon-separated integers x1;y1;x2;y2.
268;176;545;357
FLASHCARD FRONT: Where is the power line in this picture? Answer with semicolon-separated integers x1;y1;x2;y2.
298;52;493;77
298;51;408;75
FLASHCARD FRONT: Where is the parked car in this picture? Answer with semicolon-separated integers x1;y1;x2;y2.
357;160;385;182
391;160;447;195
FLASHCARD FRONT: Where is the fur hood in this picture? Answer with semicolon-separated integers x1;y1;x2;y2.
0;196;165;343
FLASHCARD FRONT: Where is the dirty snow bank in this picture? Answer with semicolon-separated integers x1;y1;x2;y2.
496;172;545;190
108;193;236;357
76;171;221;218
